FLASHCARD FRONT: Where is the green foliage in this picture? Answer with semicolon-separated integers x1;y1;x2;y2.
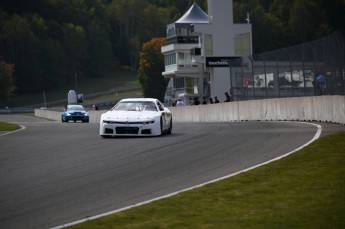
249;3;285;53
0;61;15;102
0;0;343;97
289;0;320;43
86;22;114;78
138;38;167;102
234;0;344;50
0;0;118;95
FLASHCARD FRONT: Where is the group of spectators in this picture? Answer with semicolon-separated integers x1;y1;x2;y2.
172;91;231;107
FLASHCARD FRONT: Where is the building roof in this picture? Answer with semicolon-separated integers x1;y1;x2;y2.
175;2;208;24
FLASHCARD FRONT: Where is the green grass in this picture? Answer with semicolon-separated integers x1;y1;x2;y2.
0;122;21;131
69;132;345;229
5;71;139;108
83;90;142;104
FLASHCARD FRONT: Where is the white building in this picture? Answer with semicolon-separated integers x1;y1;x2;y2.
161;0;252;105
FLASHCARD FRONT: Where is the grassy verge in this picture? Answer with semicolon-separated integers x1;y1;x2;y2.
5;71;139;107
0;122;21;131
69;132;345;229
83;90;142;104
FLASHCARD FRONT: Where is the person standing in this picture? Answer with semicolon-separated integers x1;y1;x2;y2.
224;92;231;102
92;104;99;110
193;97;200;105
214;96;220;103
176;98;185;106
202;96;207;105
209;97;214;104
172;99;176;107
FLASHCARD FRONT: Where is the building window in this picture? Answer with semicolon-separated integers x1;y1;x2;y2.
185;78;192;93
177;52;192;66
164;53;177;71
174;77;185;89
204;34;213;56
178;52;184;61
164;53;176;66
235;33;251;56
173;77;198;94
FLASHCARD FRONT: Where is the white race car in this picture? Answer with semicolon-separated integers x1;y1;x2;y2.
99;98;172;137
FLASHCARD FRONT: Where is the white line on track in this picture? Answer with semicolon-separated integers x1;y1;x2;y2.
50;122;322;229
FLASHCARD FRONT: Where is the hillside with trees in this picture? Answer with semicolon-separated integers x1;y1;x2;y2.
0;0;343;102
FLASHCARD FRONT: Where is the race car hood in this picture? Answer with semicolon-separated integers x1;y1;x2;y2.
102;110;156;121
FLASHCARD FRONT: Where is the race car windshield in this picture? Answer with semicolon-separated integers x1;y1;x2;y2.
113;101;157;111
68;105;84;110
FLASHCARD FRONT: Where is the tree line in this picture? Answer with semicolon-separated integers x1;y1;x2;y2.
0;0;343;102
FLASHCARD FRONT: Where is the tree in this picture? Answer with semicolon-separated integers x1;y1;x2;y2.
138;37;167;102
288;0;321;43
86;21;114;78
108;0;148;70
0;0;343;99
234;1;284;53
1;15;43;93
0;61;15;103
269;0;292;25
317;0;345;32
62;23;88;81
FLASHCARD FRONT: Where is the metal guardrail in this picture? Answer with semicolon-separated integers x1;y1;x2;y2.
0;108;34;114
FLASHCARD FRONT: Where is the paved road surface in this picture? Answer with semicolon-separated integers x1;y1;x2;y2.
0;114;344;229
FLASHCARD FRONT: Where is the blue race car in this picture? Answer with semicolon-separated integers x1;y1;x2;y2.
62;104;89;123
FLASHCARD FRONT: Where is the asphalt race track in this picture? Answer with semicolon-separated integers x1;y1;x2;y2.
0;114;343;229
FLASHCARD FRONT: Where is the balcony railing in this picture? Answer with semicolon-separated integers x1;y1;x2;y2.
164;63;201;72
166;36;199;45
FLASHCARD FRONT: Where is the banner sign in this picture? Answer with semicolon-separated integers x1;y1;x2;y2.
206;56;242;67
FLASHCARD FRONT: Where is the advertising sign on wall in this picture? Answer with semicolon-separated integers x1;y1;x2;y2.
206;56;242;67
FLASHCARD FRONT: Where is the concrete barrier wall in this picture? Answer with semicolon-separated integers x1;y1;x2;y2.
35;95;345;124
34;108;105;123
35;108;61;121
